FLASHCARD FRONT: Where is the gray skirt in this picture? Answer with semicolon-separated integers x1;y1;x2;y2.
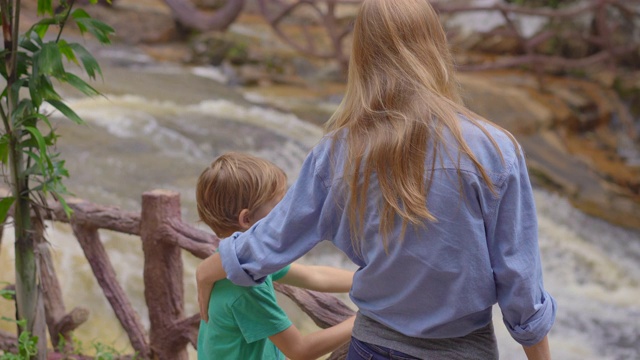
352;312;499;360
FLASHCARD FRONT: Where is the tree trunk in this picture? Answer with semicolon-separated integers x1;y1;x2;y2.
2;0;48;356
13;190;47;359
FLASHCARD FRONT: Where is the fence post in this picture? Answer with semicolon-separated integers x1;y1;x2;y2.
141;190;188;360
71;222;149;358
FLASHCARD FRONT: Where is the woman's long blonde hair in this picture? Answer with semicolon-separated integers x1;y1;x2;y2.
325;0;516;250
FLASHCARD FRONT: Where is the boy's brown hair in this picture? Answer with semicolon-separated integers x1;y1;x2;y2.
196;152;287;237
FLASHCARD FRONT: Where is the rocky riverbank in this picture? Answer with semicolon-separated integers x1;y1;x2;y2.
21;0;640;230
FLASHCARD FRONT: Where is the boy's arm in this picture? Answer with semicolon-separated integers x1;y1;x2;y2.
270;316;355;360
277;263;353;293
196;253;227;322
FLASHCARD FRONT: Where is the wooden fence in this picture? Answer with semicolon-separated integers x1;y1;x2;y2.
0;190;354;359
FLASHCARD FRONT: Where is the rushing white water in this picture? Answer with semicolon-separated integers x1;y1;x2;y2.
1;48;639;360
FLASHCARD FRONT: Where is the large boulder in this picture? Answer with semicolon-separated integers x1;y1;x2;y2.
460;71;640;230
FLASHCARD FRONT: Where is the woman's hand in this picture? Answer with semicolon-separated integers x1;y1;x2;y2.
523;335;551;360
277;263;353;293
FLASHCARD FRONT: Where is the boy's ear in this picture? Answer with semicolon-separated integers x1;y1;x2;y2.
238;209;252;231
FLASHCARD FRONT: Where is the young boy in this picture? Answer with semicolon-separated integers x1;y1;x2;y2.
195;152;355;360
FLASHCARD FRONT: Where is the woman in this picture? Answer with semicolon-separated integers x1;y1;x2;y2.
197;0;556;359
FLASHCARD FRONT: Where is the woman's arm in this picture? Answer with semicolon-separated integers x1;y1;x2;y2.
523;336;551;360
196;253;226;322
218;148;335;287
486;151;556;346
270;316;355;360
277;263;353;293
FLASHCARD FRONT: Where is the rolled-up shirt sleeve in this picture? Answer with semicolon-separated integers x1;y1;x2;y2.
486;150;557;346
219;149;333;286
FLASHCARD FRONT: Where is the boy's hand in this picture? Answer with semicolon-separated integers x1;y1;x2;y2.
196;253;227;322
197;277;214;322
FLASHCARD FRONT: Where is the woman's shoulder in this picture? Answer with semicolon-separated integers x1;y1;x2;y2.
312;131;345;156
460;116;519;152
308;132;347;175
454;116;522;177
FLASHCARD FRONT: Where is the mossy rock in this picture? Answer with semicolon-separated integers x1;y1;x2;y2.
190;32;252;66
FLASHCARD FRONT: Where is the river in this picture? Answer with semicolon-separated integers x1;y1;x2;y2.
1;40;640;360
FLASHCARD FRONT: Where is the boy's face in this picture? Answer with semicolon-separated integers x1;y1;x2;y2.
248;191;285;227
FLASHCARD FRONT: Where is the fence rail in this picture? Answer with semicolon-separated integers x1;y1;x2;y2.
0;190;354;359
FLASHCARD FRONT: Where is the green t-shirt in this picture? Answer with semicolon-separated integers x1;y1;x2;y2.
197;265;292;360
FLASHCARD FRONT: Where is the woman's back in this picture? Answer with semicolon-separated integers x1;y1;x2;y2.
316;116;552;340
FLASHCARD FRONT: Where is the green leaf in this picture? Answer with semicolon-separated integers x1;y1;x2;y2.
69;43;102;80
6;50;35;87
71;8;91;21
0;197;15;224
53;159;69;178
23;113;54;134
24;162;44;177
40;77;62;101
55;193;73;219
24;150;46;177
34;24;50;39
15;52;32;79
61;73;100;97
0;51;8;80
0;134;9;164
30;73;62;104
19;137;40;150
29;18;57;39
0;287;15;301
24;126;48;157
46;99;85;124
20;33;41;52
29;73;43;108
9;80;22;104
9;80;27;125
37;42;65;76
37;0;54;16
57;39;78;65
11;99;35;125
74;18;115;45
1;316;18;324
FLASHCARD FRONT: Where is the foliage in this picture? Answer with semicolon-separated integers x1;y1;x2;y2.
92;342;131;360
0;282;14;300
1;282;37;359
54;335;139;360
0;0;114;222
0;319;38;360
0;0;113;357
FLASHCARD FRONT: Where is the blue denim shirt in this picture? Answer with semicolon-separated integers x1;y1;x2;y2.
219;118;556;346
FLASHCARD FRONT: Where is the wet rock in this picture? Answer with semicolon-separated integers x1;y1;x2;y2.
455;30;523;55
459;71;640;230
139;42;193;63
460;72;555;134
82;3;179;44
190;32;238;66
